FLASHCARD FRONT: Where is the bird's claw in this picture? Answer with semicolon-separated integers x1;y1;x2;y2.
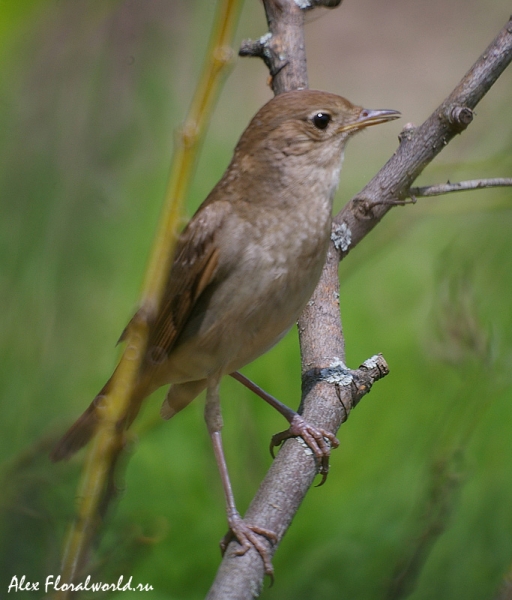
220;513;277;580
270;415;339;485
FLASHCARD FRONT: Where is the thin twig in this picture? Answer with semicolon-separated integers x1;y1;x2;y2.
409;178;512;198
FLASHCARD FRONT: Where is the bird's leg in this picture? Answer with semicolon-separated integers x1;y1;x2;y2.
205;377;277;576
230;371;339;485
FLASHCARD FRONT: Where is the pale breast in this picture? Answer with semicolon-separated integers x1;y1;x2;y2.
163;196;332;384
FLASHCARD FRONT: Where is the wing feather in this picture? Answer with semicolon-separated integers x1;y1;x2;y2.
122;199;230;368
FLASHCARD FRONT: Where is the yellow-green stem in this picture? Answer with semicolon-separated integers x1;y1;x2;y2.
56;0;244;594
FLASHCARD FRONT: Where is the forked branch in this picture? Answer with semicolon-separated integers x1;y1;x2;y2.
207;3;512;598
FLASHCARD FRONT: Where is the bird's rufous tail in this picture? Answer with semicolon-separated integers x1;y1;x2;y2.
50;368;146;462
50;400;101;462
50;371;118;462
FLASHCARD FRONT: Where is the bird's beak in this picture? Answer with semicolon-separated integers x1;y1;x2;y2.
338;108;401;133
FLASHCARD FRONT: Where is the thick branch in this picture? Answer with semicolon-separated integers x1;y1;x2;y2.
240;0;308;94
207;355;388;600
209;1;379;596
239;0;343;95
209;5;512;598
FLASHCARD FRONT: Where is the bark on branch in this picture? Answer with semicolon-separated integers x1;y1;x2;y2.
208;4;512;597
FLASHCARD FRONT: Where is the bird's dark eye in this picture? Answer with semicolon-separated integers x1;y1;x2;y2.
312;112;331;130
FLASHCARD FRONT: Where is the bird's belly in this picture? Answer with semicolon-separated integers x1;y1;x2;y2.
160;252;324;384
152;202;332;386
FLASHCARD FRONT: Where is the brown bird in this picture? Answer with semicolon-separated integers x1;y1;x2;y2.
51;89;400;575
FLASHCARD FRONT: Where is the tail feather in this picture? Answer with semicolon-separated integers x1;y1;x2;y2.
160;379;207;420
50;401;100;462
50;367;150;462
50;372;116;462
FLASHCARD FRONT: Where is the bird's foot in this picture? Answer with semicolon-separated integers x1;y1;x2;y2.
220;511;277;579
270;415;339;485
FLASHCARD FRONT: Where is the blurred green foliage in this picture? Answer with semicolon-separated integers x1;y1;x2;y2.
1;1;512;599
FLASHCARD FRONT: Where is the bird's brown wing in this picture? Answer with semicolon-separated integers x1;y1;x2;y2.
122;198;231;369
50;199;230;462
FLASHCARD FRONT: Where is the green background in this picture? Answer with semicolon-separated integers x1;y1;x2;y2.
1;1;512;598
